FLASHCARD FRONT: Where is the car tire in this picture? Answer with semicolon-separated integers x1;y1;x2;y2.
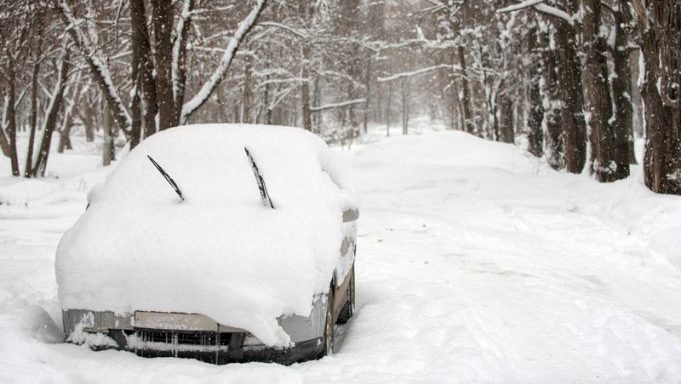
322;285;335;357
337;266;355;324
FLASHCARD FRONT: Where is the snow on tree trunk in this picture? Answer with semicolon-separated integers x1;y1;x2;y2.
583;0;619;182
171;0;193;122
542;27;564;170
610;2;634;173
634;0;681;195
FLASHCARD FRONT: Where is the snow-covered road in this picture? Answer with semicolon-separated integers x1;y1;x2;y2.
1;128;681;383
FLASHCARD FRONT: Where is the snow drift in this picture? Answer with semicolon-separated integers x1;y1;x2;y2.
56;124;355;347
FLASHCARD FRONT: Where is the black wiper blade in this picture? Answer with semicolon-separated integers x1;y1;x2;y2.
244;147;274;209
147;155;184;202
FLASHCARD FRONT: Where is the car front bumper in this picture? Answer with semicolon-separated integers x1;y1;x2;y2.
62;296;328;364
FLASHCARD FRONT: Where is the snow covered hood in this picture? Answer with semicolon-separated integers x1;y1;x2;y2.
56;124;355;347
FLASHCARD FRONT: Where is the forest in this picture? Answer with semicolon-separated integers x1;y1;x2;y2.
0;0;679;194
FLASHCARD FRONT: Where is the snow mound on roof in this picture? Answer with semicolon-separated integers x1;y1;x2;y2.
56;124;355;347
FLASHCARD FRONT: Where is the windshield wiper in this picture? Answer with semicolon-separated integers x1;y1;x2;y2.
244;147;274;209
147;155;185;202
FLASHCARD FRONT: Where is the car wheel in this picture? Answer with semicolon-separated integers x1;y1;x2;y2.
323;285;334;357
337;266;355;324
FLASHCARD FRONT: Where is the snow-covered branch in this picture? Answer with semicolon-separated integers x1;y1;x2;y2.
497;0;545;13
310;98;366;112
180;0;267;122
172;0;193;104
257;21;305;38
496;0;574;25
377;64;452;83
56;0;132;136
534;4;573;24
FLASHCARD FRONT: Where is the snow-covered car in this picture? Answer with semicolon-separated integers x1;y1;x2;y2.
57;124;358;364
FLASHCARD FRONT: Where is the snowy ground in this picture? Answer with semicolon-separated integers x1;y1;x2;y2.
1;124;681;383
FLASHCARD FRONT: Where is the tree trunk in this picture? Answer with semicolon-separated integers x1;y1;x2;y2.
264;70;272;125
102;104;114;167
25;57;40;177
583;0;619;182
542;29;564;170
401;78;409;135
636;1;681;194
58;88;79;153
79;103;96;143
0;121;10;158
527;26;544;158
386;82;391;137
172;0;194;125
32;53;70;177
58;122;73;153
611;2;634;172
363;54;372;134
299;0;313;131
151;0;175;130
458;45;474;134
555;16;586;174
130;0;159;140
300;44;312;131
5;53;20;176
242;54;253;123
498;95;514;143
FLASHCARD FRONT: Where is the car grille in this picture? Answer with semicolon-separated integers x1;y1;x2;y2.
137;329;219;345
128;328;247;350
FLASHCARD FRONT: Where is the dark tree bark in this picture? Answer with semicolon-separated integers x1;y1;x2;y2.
611;2;634;173
542;29;564;170
57;120;73;153
130;0;159;140
554;13;586;174
527;27;544;158
4;51;20;176
458;45;474;134
102;103;114;166
498;94;514;143
362;55;372;134
32;52;70;177
242;53;253;123
0;118;11;157
583;0;619;182
78;102;96;143
338;0;362;133
299;0;313;131
25;51;40;177
300;47;312;131
151;0;175;130
634;0;681;194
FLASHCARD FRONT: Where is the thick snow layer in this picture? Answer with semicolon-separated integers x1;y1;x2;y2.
56;124;353;347
1;121;681;383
